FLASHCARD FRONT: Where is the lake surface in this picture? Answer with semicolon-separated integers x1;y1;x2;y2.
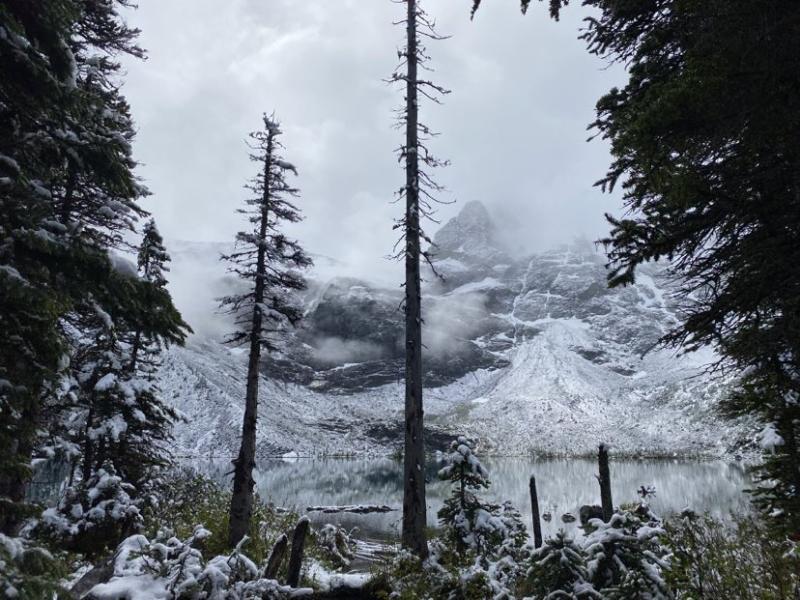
194;457;753;539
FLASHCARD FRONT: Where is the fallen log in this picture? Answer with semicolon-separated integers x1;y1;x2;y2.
306;505;396;514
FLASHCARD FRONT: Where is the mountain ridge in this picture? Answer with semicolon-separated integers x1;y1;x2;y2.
159;201;753;457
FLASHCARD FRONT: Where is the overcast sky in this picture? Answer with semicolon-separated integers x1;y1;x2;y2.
120;0;626;284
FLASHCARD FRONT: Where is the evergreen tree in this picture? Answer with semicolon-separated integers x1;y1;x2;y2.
0;0;80;534
52;252;187;486
221;114;311;547
37;464;142;557
390;0;450;559
129;218;173;375
472;0;800;531
437;437;526;558
435;437;527;597
0;0;188;533
437;436;491;530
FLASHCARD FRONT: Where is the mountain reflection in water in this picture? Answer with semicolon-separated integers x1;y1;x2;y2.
194;457;751;539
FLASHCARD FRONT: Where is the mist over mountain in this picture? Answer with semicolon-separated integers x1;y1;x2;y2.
160;201;750;458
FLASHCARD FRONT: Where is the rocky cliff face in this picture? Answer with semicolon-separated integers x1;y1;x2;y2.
160;202;751;458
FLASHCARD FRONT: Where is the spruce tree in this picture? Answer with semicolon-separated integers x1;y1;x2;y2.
390;0;450;559
129;218;172;374
527;532;598;599
0;0;187;533
0;0;74;533
221;114;311;547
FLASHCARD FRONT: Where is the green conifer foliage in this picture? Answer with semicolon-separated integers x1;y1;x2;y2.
0;1;188;532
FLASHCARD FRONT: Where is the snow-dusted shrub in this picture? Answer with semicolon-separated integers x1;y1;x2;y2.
138;469;354;586
380;540;527;600
140;469;297;565
314;524;355;569
523;502;669;600
524;531;600;599
583;511;669;599
88;528;298;599
663;513;800;599
37;465;142;556
0;534;68;599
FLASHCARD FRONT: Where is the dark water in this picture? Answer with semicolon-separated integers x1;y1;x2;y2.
193;457;753;539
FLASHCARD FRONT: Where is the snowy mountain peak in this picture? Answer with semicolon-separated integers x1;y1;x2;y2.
433;200;506;263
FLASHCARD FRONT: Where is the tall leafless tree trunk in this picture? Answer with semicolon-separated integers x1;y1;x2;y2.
228;133;274;548
400;0;428;559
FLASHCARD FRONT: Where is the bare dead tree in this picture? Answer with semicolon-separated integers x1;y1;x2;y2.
221;114;312;547
388;0;451;558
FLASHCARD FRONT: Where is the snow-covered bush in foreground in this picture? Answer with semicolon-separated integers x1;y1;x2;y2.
383;437;529;599
524;504;668;599
0;534;67;599
583;511;669;599
37;466;143;557
138;469;347;572
663;513;800;599
525;531;600;599
88;528;300;599
314;524;355;569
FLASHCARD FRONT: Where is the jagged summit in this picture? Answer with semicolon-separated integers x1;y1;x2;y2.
433;200;506;264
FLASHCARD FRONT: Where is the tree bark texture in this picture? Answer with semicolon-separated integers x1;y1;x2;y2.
401;0;428;559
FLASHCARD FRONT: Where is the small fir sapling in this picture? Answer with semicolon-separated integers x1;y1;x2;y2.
437;436;527;560
583;511;669;599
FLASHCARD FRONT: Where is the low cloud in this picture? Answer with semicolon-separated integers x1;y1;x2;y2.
311;337;386;367
424;292;490;358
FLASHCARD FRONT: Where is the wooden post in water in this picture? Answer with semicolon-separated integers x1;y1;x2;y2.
598;443;613;522
529;475;543;548
287;517;310;587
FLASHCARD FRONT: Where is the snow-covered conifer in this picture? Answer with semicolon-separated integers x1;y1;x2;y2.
221;114;312;547
0;1;188;534
437;438;526;565
37;465;142;557
137;219;170;287
127;218;183;377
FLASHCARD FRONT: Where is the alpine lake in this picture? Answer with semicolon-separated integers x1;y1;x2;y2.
192;456;752;541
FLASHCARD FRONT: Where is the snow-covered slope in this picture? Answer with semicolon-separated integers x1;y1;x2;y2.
160;202;750;458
